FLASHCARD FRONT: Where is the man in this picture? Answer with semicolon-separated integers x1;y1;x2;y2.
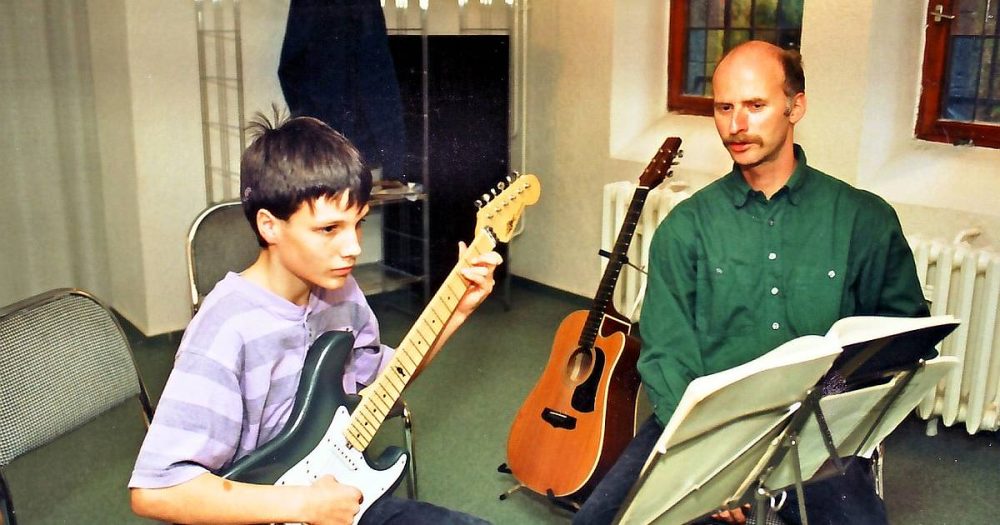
129;115;497;524
574;41;928;525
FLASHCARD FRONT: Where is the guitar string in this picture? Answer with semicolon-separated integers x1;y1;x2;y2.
346;238;489;448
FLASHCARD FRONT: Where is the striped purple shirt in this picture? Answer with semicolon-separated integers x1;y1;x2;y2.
129;272;393;488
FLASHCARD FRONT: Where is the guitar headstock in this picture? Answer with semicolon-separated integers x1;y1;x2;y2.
637;137;683;190
475;173;541;243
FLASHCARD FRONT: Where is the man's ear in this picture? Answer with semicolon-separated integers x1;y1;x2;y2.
787;92;806;124
256;209;281;245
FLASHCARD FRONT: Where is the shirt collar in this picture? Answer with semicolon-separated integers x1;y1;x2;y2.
225;271;311;321
723;144;810;208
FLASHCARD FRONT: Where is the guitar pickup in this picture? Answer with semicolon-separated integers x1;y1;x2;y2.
541;408;577;430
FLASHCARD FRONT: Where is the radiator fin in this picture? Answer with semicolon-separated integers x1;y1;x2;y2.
910;239;1000;434
601;181;690;322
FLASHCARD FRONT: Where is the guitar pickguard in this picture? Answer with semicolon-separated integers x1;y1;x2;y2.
571;347;606;413
273;406;407;525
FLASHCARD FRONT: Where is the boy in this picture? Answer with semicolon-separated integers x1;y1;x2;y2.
129;115;499;524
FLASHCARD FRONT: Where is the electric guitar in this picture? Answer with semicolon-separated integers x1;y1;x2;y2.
221;173;540;524
506;138;682;500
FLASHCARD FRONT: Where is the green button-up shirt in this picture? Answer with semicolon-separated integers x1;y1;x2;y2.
637;145;929;426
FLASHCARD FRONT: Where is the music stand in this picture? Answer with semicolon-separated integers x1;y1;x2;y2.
615;315;959;525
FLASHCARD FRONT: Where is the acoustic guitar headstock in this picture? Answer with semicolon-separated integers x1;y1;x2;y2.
638;137;683;190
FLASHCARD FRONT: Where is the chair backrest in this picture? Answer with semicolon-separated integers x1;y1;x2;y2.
0;288;153;524
0;288;152;468
186;200;260;313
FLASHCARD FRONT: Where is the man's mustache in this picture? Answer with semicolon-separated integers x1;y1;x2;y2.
724;134;763;145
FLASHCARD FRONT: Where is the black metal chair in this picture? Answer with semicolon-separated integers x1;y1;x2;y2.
185;200;260;314
0;288;154;524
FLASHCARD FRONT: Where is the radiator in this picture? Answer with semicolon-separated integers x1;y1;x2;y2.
601;180;690;322
910;237;1000;434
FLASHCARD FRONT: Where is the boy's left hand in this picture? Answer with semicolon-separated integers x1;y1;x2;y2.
455;241;503;315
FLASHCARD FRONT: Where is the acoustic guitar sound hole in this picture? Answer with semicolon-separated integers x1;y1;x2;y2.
566;347;594;383
571;346;605;413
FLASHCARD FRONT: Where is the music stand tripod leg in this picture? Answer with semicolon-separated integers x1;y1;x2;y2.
787;432;809;525
754;486;768;525
754;431;810;525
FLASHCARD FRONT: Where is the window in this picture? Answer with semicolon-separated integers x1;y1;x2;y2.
917;0;1000;148
667;0;804;116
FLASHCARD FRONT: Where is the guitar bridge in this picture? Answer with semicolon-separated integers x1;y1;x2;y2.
541;408;577;430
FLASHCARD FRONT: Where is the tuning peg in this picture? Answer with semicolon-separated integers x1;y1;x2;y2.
667;170;674;178
475;199;484;209
482;193;491;202
497;181;506;191
506;174;514;183
677;149;684;158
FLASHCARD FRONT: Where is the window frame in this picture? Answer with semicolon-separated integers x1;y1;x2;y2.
916;0;1000;148
667;1;804;117
667;1;714;115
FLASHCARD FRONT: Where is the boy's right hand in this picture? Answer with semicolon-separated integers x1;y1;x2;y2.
305;475;362;525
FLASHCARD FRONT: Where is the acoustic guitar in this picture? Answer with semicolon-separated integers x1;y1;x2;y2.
506;138;682;500
220;173;540;524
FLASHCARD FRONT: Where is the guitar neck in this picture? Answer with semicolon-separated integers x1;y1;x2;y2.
345;231;497;450
579;185;650;347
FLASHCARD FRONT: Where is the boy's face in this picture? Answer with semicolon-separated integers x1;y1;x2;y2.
271;192;369;291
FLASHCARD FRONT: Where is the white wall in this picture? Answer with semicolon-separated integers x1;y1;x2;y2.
82;0;999;334
83;1;514;334
511;0;1000;298
87;0;206;334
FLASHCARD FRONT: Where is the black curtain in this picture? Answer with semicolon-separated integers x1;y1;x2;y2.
385;35;510;290
278;0;407;182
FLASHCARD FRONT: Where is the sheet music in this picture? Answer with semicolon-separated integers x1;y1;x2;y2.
618;314;960;525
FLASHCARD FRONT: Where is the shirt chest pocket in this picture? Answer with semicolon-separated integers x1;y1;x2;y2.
788;265;849;335
695;256;756;336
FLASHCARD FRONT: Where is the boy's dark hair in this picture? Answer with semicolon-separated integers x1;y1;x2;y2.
240;112;373;247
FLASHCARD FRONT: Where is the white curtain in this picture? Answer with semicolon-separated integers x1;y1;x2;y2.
0;1;110;308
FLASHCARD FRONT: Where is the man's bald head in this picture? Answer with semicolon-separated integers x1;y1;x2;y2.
715;41;805;100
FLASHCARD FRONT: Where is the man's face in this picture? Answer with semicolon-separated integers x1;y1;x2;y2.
272;192;368;291
712;50;800;170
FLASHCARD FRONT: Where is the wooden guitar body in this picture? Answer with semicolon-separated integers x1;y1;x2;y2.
506;310;641;498
504;137;681;502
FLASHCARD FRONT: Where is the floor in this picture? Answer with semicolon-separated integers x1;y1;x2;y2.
5;279;998;524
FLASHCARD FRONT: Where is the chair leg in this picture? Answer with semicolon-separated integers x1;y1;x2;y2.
873;442;885;498
1;469;18;525
401;401;418;500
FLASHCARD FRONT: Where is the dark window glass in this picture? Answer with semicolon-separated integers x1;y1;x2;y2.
917;0;1000;147
669;0;804;115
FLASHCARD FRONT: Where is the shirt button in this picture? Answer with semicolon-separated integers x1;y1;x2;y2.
768;252;777;260
770;287;779;295
771;322;780;330
768;219;775;226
